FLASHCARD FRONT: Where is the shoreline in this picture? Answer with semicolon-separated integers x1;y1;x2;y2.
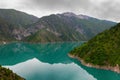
68;53;120;73
0;41;86;45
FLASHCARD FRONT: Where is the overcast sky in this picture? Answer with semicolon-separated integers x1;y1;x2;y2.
0;0;119;22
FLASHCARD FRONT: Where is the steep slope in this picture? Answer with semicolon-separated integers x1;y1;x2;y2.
0;9;38;27
24;14;87;42
0;66;24;80
0;9;39;41
58;12;116;39
0;10;116;43
24;29;62;42
0;17;16;43
69;23;120;72
24;12;116;42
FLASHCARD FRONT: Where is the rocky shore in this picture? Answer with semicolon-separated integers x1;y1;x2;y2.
68;54;120;73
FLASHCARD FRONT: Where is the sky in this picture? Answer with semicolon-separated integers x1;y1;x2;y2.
0;0;119;22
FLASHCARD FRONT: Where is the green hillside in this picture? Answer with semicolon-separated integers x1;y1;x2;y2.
70;23;120;66
0;17;16;42
0;66;24;80
0;9;38;27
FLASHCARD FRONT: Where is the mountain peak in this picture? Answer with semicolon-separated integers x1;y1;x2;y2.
78;14;90;19
61;12;91;20
61;12;77;17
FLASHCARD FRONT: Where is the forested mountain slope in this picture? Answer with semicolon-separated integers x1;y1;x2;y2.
70;23;120;68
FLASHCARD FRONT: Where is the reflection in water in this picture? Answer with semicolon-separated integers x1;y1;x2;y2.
5;58;97;80
72;59;120;80
0;42;82;65
0;42;120;80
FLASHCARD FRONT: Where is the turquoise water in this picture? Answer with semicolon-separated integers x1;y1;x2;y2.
0;42;120;80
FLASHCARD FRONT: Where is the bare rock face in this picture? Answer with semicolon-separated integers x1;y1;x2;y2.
11;23;46;40
12;28;25;40
113;64;120;73
78;14;90;19
62;12;78;17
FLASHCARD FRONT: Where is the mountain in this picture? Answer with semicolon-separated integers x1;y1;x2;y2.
0;9;38;26
0;10;116;43
0;9;39;41
69;23;120;72
0;17;16;42
0;65;24;80
24;12;116;42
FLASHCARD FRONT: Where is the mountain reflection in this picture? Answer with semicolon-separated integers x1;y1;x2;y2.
0;42;82;65
1;42;120;80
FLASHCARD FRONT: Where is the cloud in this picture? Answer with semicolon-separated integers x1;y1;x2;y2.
0;0;22;8
0;0;119;22
94;0;120;21
18;0;93;16
18;0;96;19
23;0;91;10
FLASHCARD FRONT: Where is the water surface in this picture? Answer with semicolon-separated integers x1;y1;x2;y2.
0;42;120;80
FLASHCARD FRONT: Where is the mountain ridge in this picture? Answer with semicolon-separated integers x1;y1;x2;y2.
24;12;116;42
0;9;116;43
0;9;38;26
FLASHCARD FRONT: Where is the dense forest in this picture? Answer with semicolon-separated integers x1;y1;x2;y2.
70;23;120;66
0;65;24;80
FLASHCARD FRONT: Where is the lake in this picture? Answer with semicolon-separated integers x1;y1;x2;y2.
0;42;120;80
